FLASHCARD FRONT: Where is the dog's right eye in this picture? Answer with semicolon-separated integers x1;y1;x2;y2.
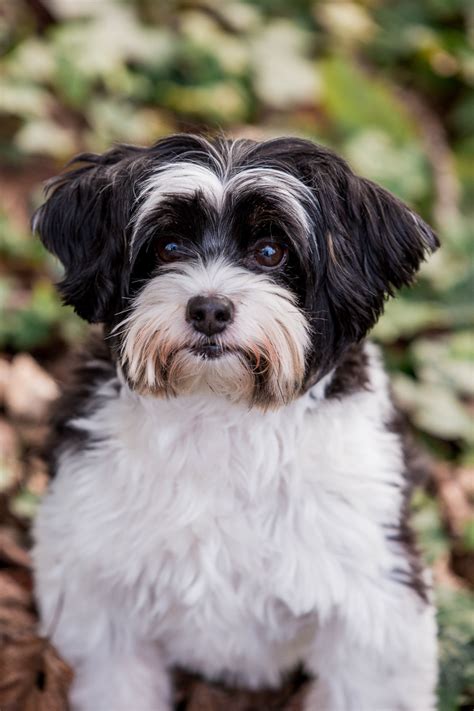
155;238;186;263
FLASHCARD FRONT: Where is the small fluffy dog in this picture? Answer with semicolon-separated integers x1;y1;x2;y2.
32;134;439;711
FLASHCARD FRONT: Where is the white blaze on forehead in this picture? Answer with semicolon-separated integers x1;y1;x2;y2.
226;167;314;235
140;163;225;207
130;163;225;248
131;161;315;249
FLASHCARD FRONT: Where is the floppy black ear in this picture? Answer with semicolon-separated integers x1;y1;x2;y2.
320;173;439;345
32;145;144;323
299;163;440;380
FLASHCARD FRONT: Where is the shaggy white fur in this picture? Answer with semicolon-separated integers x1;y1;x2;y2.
33;342;437;711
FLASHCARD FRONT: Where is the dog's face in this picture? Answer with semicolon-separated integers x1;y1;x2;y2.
33;135;438;408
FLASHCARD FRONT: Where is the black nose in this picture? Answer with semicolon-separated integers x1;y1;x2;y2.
186;295;234;337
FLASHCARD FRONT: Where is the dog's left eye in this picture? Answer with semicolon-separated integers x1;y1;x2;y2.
251;240;288;270
156;238;186;263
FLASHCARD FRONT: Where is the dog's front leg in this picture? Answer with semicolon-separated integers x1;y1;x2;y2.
68;639;172;711
35;570;172;711
302;590;438;711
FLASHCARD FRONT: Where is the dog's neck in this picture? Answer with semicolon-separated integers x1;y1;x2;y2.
116;363;334;423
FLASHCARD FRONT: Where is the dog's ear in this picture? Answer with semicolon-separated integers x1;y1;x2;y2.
32;146;143;323
319;172;439;346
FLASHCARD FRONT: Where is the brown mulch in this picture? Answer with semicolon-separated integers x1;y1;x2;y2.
0;526;72;711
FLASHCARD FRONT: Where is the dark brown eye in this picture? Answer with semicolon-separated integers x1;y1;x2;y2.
252;240;288;269
156;238;185;263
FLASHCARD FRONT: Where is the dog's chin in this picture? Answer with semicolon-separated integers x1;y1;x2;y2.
187;348;252;399
126;345;302;409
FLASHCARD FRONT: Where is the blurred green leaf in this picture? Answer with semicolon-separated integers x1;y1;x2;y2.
412;490;450;564
345;130;429;203
374;298;473;343
10;488;40;519
412;335;474;397
393;374;473;442
437;587;474;711
320;57;417;143
462;519;474;552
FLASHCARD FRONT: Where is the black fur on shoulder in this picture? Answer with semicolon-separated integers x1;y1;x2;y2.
44;331;119;475
324;343;369;399
385;407;431;602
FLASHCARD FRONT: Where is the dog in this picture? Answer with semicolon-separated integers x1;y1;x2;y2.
32;134;439;710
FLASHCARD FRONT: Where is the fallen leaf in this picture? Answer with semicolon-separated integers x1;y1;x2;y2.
0;358;11;405
4;354;59;422
0;527;31;568
0;418;22;493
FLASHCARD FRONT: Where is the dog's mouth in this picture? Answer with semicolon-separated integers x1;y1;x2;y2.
191;342;230;359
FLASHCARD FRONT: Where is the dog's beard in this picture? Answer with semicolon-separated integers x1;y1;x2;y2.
114;259;310;408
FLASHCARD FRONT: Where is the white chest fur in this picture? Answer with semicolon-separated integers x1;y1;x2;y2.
35;345;410;688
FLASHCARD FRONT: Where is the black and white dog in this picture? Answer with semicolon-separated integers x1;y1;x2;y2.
32;135;439;710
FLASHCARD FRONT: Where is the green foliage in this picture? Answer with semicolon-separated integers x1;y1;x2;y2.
0;212;85;350
437;587;474;711
413;490;451;565
321;58;416;144
413;491;474;711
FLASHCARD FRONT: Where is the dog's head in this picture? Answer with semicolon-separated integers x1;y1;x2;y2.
33;135;438;407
